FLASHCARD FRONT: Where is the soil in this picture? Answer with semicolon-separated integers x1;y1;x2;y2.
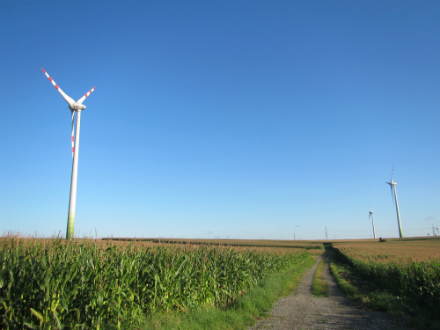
249;254;414;330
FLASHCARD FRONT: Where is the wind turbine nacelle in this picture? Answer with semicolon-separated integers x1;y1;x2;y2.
69;103;86;111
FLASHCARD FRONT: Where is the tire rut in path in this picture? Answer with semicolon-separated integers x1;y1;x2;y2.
249;254;413;330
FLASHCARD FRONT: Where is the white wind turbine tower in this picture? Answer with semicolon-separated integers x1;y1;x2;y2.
42;68;96;239
386;167;403;238
369;205;376;239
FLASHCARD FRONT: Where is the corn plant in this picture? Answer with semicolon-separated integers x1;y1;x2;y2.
333;247;440;312
0;236;309;329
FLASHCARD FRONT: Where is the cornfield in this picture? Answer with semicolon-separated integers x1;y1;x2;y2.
0;236;310;329
333;239;440;264
106;238;324;250
332;240;440;312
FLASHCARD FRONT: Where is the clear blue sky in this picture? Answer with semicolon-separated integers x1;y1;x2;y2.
1;1;439;240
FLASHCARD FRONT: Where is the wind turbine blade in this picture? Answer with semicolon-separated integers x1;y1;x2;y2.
71;110;75;158
41;68;75;106
391;166;394;182
76;87;96;104
386;181;394;203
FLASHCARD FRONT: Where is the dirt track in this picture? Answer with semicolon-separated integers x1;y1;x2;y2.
249;254;413;330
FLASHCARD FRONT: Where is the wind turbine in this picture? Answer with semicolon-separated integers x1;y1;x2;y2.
386;167;403;238
368;205;376;239
42;68;96;239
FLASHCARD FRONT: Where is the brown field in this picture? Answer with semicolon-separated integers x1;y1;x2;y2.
103;237;325;250
333;237;440;264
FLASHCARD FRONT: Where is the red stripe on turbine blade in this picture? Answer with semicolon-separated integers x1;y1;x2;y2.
72;147;74;152
55;85;59;89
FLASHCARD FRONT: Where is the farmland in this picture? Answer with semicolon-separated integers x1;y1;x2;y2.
3;235;440;329
330;237;440;328
333;238;440;263
0;236;311;329
104;237;324;250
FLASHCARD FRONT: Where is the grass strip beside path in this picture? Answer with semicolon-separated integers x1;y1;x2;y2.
137;255;317;330
312;253;329;297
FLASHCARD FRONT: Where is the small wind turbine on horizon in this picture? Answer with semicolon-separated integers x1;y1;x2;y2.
42;68;96;239
386;167;403;238
369;205;376;239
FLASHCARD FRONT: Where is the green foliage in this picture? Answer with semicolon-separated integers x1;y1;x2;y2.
332;248;440;313
329;261;405;314
139;256;316;330
329;262;361;300
0;237;310;329
331;247;440;329
312;255;328;297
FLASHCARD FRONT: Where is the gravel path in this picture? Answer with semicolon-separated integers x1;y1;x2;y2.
249;254;414;330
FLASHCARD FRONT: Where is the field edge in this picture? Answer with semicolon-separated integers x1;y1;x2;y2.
135;255;317;330
329;248;440;330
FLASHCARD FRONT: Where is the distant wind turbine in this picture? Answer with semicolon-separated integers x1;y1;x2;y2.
42;68;96;239
369;205;376;239
386;167;403;238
